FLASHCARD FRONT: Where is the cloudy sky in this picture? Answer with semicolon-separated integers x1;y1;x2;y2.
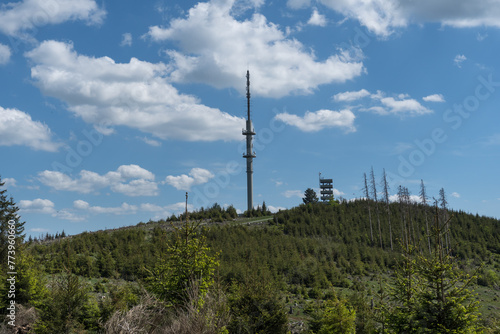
1;0;499;237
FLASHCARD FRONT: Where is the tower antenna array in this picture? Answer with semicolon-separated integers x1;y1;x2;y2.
243;70;256;213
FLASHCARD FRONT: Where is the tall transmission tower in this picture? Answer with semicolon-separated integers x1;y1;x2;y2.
243;70;256;213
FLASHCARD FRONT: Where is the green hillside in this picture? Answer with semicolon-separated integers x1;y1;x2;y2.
2;199;500;333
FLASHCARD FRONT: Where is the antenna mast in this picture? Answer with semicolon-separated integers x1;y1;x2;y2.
243;70;256;214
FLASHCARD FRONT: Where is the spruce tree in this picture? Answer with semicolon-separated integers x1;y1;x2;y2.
0;176;25;267
303;188;318;204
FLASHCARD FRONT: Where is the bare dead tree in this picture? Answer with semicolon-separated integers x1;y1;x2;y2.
381;169;393;250
420;179;431;253
397;185;408;251
363;172;374;245
404;187;417;248
439;188;450;252
370;167;383;249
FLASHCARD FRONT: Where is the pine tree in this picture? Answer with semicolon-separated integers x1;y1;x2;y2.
303;188;318;204
0;176;25;268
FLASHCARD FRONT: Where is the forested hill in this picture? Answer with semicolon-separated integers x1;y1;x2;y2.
27;199;500;284
14;199;500;333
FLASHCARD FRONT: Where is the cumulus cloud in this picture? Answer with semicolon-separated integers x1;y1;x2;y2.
0;106;61;151
38;164;159;196
451;192;460;198
275;109;356;132
165;168;215;191
19;198;84;221
145;0;363;98
333;89;370;102
333;89;432;116
0;0;105;37
308;8;327;26
19;198;56;214
0;44;11;64
376;95;432;116
423;94;445;102
316;0;500;37
25;40;245;142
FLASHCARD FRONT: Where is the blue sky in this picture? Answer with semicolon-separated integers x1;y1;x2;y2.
1;0;499;237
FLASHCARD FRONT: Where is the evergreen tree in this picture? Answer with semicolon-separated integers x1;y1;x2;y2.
303;188;318;204
145;219;219;307
34;269;97;333
0;176;25;267
309;291;356;334
383;205;482;333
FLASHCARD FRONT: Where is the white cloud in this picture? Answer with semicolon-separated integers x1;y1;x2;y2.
145;0;363;98
72;200;188;219
388;194;421;203
308;8;327;26
333;89;432;116
377;96;432;116
111;179;159;197
138;136;161;147
2;178;17;188
38;164;158;196
423;94;445;102
454;54;467;68
120;32;132;46
0;44;11;64
333;89;370;102
25;40;245;142
268;205;286;213
19;198;55;214
451;192;460;198
332;188;345;197
318;0;406;37
0;106;61;151
165;168;215;191
116;164;154;180
73;200;138;215
317;0;500;37
0;0;105;37
73;199;90;210
275;109;356;132
282;190;303;198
